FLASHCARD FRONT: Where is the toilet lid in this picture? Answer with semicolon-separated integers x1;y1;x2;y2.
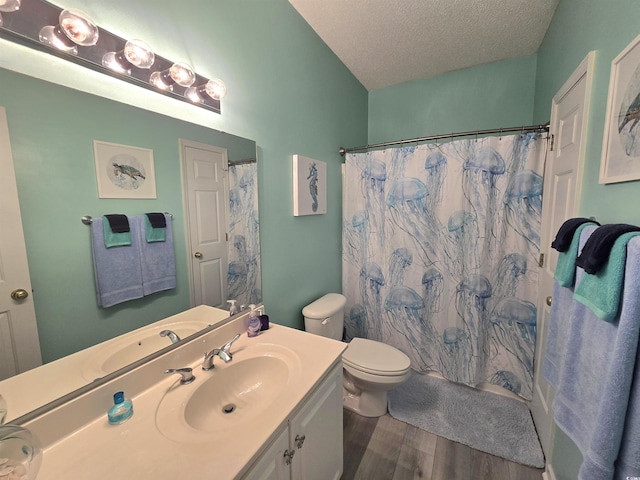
343;338;411;376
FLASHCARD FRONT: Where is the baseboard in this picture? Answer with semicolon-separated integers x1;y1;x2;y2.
543;463;557;480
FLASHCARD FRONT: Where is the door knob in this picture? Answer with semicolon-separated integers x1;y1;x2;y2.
11;289;29;300
194;252;203;258
546;296;552;306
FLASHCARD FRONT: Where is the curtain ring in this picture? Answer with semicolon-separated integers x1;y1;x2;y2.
475;131;478;143
499;128;503;140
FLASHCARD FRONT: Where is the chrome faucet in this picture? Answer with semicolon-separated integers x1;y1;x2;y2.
160;329;181;344
165;367;195;385
202;333;241;370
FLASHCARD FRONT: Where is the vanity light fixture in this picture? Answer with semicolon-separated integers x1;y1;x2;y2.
102;39;155;74
0;0;223;113
150;62;196;91
38;8;99;55
185;78;227;103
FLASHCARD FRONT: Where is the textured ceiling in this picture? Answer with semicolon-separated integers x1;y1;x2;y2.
288;0;560;91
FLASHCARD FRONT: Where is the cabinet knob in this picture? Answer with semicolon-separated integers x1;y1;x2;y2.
295;434;306;449
546;296;552;306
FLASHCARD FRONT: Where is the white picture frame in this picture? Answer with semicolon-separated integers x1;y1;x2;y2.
293;154;326;216
94;140;156;198
600;33;640;184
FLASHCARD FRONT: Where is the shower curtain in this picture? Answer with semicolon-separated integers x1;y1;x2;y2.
342;133;544;399
228;163;261;307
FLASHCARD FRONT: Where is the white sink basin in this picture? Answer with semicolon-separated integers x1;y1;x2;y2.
156;342;302;443
82;320;210;381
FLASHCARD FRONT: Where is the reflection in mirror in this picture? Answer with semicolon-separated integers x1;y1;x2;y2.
0;66;260;421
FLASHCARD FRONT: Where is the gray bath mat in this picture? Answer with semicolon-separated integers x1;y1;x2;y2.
388;372;545;468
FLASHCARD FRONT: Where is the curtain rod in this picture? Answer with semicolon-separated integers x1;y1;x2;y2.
338;122;550;156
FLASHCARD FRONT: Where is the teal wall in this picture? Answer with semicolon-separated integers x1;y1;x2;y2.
533;0;640;477
368;55;538;143
0;0;368;361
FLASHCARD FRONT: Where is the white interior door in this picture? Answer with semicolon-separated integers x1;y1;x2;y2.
0;107;42;380
531;52;594;460
180;139;229;308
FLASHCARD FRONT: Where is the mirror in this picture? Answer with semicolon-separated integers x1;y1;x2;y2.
0;66;261;421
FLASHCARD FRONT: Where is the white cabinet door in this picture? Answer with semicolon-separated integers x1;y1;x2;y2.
243;426;290;480
290;365;343;480
242;363;343;480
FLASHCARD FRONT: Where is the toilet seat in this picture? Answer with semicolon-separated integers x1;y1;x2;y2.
343;338;411;377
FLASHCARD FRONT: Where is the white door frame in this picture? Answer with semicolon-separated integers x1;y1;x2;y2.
0;107;42;379
179;139;230;308
532;51;595;466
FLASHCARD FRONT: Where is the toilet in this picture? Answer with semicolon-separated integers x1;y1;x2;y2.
303;293;411;417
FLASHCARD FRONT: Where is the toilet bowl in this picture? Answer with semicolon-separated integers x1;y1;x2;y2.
302;293;411;417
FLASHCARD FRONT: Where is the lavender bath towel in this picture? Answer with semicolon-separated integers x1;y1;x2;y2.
135;214;176;296
547;229;640;480
91;217;144;307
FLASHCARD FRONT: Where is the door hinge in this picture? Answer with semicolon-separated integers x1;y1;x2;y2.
538;253;545;268
549;134;555;151
226;232;229;242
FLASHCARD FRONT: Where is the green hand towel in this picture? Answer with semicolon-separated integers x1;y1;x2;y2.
144;215;166;243
103;216;131;248
574;231;640;321
554;223;596;287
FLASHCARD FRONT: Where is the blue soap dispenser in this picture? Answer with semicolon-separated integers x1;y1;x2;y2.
246;304;261;337
107;391;133;425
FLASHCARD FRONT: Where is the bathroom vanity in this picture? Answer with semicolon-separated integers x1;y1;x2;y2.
17;308;346;479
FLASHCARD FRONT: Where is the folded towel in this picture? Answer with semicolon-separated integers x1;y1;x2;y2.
575;223;640;274
135;214;176;296
554;223;597;287
551;217;600;252
574;231;640;321
550;233;640;479
91;217;143;307
144;214;166;243
102;215;131;248
145;212;167;229
104;214;130;233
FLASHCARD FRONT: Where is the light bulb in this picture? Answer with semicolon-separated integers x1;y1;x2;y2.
59;9;99;46
103;39;155;74
39;8;98;55
150;62;195;91
0;0;20;13
185;78;227;103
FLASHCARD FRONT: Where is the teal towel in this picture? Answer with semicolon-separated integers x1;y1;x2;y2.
103;216;131;248
554;223;597;287
144;215;166;243
574;231;640;321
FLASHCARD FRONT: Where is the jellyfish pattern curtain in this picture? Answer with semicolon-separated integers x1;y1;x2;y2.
228;163;261;308
342;133;543;399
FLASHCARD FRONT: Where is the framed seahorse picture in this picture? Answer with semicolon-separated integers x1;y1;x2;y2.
94;140;156;198
293;154;326;216
601;33;640;184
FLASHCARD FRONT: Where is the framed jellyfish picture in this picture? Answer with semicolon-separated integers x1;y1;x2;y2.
293;154;327;216
600;33;640;184
94;140;156;198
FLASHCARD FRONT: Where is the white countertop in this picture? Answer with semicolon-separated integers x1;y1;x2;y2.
1;305;231;422
27;320;346;480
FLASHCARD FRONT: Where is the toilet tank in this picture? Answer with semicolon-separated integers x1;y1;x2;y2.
302;293;346;340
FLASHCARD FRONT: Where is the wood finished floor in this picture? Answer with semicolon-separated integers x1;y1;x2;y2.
342;409;544;480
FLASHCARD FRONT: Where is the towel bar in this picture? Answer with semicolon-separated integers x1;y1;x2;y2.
81;213;173;225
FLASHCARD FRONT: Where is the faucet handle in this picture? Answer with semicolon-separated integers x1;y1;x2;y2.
165;368;195;385
220;333;241;355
